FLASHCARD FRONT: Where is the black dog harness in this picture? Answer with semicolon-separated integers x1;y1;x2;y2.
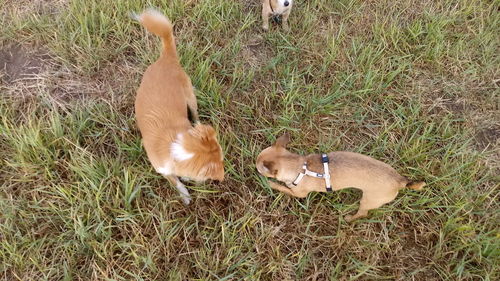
291;154;332;192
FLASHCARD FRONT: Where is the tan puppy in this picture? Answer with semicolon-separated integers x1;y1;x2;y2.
134;9;224;204
256;134;425;222
262;0;293;31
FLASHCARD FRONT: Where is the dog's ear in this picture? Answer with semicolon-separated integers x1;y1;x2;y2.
273;133;290;148
262;160;278;176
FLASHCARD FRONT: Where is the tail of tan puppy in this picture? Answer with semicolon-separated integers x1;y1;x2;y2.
406;181;426;190
134;9;176;58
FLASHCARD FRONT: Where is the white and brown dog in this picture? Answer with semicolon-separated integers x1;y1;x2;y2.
256;134;425;222
262;0;293;31
134;9;224;204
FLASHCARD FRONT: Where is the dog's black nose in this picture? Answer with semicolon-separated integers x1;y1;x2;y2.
284;1;289;7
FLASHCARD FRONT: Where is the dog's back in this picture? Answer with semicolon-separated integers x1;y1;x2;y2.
134;10;194;168
329;151;407;189
135;58;192;135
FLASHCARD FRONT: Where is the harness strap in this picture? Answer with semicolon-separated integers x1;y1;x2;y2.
291;153;332;192
322;154;332;192
292;164;306;185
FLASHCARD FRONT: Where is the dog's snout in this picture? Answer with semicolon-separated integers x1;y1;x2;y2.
284;1;289;7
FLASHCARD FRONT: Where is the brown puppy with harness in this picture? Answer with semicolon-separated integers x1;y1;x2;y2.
256;133;425;222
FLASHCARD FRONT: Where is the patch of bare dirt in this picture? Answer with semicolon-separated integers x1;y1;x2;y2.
46;59;140;102
241;34;271;69
2;0;67;18
414;71;500;165
239;0;260;13
0;44;50;83
475;127;499;150
0;42;140;106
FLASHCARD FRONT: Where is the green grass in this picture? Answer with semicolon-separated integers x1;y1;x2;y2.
1;0;499;280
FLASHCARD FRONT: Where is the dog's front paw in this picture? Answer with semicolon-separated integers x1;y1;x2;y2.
283;24;290;32
262;25;269;31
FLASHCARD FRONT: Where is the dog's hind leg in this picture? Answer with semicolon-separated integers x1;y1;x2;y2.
165;175;192;204
345;191;398;222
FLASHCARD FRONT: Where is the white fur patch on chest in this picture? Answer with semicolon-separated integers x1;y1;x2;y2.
171;134;194;161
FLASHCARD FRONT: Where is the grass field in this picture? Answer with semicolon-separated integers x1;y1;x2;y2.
1;0;499;280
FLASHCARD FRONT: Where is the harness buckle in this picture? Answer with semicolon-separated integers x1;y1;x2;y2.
321;154;329;163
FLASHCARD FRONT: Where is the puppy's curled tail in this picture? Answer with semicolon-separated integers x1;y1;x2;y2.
406;181;426;190
134;9;176;57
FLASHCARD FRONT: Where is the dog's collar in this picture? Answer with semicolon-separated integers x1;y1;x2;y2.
291;154;332;192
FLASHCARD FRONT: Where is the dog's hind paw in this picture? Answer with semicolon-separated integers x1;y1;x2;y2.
175;181;191;205
181;194;192;205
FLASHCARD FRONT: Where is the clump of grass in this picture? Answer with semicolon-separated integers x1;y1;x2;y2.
1;0;499;280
